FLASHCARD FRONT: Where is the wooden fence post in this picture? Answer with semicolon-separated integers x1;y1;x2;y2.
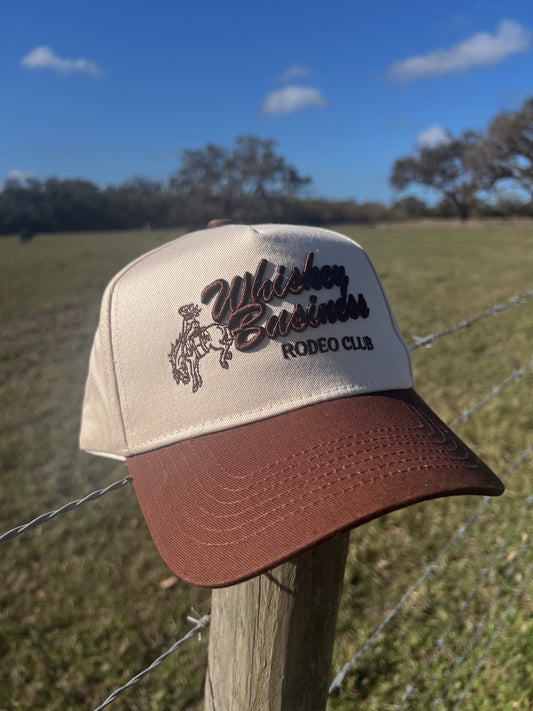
204;532;350;711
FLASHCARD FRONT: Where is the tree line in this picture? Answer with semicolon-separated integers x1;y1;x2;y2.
0;135;388;238
2;98;533;238
391;97;533;221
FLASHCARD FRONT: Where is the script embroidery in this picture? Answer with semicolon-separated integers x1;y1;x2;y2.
169;252;371;392
201;252;369;351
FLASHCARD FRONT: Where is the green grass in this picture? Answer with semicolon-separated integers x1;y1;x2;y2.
1;224;532;710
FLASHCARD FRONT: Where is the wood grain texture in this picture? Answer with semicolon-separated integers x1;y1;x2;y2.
204;533;349;711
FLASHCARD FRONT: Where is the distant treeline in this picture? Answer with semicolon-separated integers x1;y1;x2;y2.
3;176;533;240
3;109;533;238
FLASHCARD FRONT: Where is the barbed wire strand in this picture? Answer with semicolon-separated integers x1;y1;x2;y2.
0;476;132;544
3;297;531;546
431;541;532;708
4;360;529;549
93;613;211;711
450;358;533;429
94;486;530;710
329;443;532;695
94;492;530;710
2;384;531;706
410;291;533;351
0;294;530;708
452;562;533;711
87;298;532;710
398;494;533;708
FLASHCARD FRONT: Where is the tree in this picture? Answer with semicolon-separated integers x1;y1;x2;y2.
391;195;429;219
43;178;105;231
169;135;311;223
390;131;494;220
484;97;533;199
226;135;311;201
118;176;164;196
105;176;171;229
0;176;46;237
170;144;227;198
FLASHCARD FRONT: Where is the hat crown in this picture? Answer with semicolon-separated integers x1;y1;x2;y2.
80;224;413;459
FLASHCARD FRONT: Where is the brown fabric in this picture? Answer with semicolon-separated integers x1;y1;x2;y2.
128;389;503;588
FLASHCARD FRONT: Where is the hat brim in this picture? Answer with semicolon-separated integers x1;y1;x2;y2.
127;389;504;588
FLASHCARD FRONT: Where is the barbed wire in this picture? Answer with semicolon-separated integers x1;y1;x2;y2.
450;358;533;428
93;611;211;711
89;447;531;710
3;362;529;548
0;475;132;544
398;494;533;708
410;291;533;351
3;296;532;709
3;296;530;547
431;545;532;709
328;443;532;695
452;562;533;711
87;294;532;711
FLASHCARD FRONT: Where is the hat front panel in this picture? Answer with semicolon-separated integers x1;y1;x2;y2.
110;225;413;456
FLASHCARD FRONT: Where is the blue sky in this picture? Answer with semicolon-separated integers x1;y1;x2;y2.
2;0;533;204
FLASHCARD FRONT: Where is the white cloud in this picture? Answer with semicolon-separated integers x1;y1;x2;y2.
277;64;312;83
6;169;36;183
21;46;102;78
262;85;327;117
417;125;452;148
387;19;532;82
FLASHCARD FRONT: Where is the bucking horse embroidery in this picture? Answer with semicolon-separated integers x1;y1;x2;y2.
168;303;233;393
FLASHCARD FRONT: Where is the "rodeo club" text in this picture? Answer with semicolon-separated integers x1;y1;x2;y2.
281;335;374;359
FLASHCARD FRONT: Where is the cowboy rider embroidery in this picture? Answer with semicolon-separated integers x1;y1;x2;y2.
169;304;233;393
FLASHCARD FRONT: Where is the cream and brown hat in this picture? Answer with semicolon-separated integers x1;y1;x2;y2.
80;224;503;587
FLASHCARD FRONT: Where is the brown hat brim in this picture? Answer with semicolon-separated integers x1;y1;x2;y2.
127;389;504;587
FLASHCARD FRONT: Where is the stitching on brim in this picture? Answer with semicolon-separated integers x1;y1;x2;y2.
190;429;450;503
173;447;473;541
177;456;477;547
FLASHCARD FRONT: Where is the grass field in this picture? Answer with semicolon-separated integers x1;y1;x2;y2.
1;223;532;711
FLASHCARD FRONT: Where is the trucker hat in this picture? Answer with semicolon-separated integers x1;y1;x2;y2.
80;223;504;587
